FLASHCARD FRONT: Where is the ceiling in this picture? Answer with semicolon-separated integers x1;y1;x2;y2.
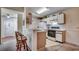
4;7;24;12
30;7;70;17
1;8;18;19
1;7;70;17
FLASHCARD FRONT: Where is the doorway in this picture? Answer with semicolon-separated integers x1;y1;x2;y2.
1;8;18;43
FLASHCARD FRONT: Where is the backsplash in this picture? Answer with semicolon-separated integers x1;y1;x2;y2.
48;23;65;30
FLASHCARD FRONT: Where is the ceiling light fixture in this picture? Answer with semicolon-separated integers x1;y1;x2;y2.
36;7;49;14
7;15;10;18
7;14;10;18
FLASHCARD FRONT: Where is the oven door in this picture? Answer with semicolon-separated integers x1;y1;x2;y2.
48;30;56;38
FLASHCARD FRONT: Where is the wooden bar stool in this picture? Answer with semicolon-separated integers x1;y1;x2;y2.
15;32;22;51
21;35;31;51
15;32;31;51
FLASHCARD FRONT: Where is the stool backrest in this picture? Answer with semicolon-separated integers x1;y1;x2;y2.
15;32;22;41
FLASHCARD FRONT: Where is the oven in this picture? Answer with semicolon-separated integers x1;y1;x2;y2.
48;30;56;38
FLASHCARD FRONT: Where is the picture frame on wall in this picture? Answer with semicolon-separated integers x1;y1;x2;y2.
26;12;32;24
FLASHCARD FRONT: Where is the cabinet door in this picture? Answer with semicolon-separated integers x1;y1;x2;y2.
56;33;62;42
58;14;64;24
53;15;58;21
37;32;46;49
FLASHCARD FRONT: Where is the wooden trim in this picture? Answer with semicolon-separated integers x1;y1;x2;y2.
1;36;14;39
62;31;66;43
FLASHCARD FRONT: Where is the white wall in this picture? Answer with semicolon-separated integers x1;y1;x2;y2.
1;8;23;38
25;17;40;50
63;8;79;46
31;17;40;29
1;15;17;38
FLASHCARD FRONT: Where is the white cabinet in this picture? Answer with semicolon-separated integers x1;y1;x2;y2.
42;13;65;24
51;13;65;24
56;32;62;42
42;16;54;24
46;16;54;21
56;31;65;42
53;15;58;21
58;13;65;24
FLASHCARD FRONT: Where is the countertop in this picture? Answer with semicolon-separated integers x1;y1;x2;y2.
31;28;65;32
32;29;47;32
48;29;66;31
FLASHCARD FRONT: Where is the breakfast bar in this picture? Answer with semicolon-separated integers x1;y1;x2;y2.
31;29;46;51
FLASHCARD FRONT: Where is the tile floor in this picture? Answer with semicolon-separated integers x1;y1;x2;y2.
46;39;60;47
39;39;79;51
0;37;16;51
0;37;79;51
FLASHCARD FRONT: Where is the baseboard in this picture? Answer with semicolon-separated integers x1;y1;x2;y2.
55;40;64;43
65;42;79;47
1;36;15;39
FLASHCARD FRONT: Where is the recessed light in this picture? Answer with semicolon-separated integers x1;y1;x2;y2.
7;16;10;18
36;7;49;14
7;14;10;18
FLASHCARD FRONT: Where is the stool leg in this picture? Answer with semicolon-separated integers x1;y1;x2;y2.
25;41;28;50
24;44;25;49
23;41;26;50
19;45;21;51
16;45;19;51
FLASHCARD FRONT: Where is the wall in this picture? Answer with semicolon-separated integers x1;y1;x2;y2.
0;8;1;44
18;14;23;33
32;17;40;29
63;8;79;45
26;17;40;50
1;14;17;38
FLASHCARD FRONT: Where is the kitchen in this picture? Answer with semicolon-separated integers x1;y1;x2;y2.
25;7;79;51
0;7;79;51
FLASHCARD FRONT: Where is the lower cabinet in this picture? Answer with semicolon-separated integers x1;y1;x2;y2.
37;32;46;50
56;31;65;43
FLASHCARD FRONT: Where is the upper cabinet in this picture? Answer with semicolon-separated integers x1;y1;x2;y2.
42;13;65;24
57;13;65;24
52;15;58;22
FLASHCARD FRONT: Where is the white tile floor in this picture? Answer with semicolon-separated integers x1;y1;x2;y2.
0;38;16;51
0;37;31;51
39;39;79;51
0;37;79;51
46;39;60;47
